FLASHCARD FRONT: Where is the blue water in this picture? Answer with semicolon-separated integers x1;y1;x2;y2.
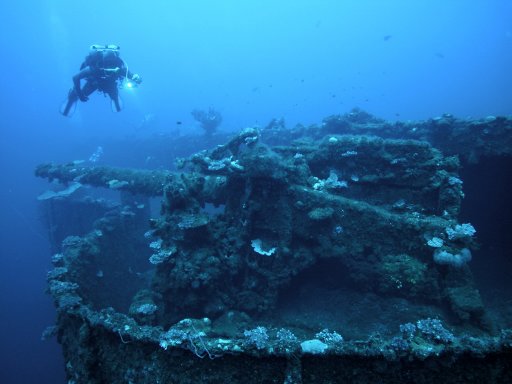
0;1;511;382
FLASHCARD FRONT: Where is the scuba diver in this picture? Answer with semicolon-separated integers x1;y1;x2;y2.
61;44;142;116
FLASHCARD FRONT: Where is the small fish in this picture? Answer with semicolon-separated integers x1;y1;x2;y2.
383;35;392;41
176;121;182;125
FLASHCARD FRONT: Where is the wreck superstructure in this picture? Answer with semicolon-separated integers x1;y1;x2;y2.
37;111;512;383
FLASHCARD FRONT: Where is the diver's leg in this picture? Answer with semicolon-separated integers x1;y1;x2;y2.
61;81;98;116
81;81;97;98
108;86;122;112
61;88;78;116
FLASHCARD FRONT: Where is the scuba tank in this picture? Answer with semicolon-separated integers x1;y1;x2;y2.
83;44;123;79
82;44;120;68
90;44;120;51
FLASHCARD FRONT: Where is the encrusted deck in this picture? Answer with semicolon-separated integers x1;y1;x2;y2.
37;112;512;383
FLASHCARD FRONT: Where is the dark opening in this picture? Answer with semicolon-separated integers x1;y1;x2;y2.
459;156;512;328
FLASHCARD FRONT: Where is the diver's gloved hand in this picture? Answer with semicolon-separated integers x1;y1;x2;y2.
78;93;89;102
131;74;142;84
75;87;88;102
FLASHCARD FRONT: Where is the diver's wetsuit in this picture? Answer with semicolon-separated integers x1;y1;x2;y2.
62;50;137;116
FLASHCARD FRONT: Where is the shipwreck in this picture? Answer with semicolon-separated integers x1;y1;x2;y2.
37;110;512;383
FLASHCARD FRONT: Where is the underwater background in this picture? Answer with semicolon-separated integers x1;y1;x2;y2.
0;1;511;383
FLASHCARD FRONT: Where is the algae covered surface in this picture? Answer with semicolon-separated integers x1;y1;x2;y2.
37;111;512;383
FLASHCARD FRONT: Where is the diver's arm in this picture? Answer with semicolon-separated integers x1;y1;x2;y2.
119;61;142;84
72;68;90;89
72;68;91;101
127;69;142;84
